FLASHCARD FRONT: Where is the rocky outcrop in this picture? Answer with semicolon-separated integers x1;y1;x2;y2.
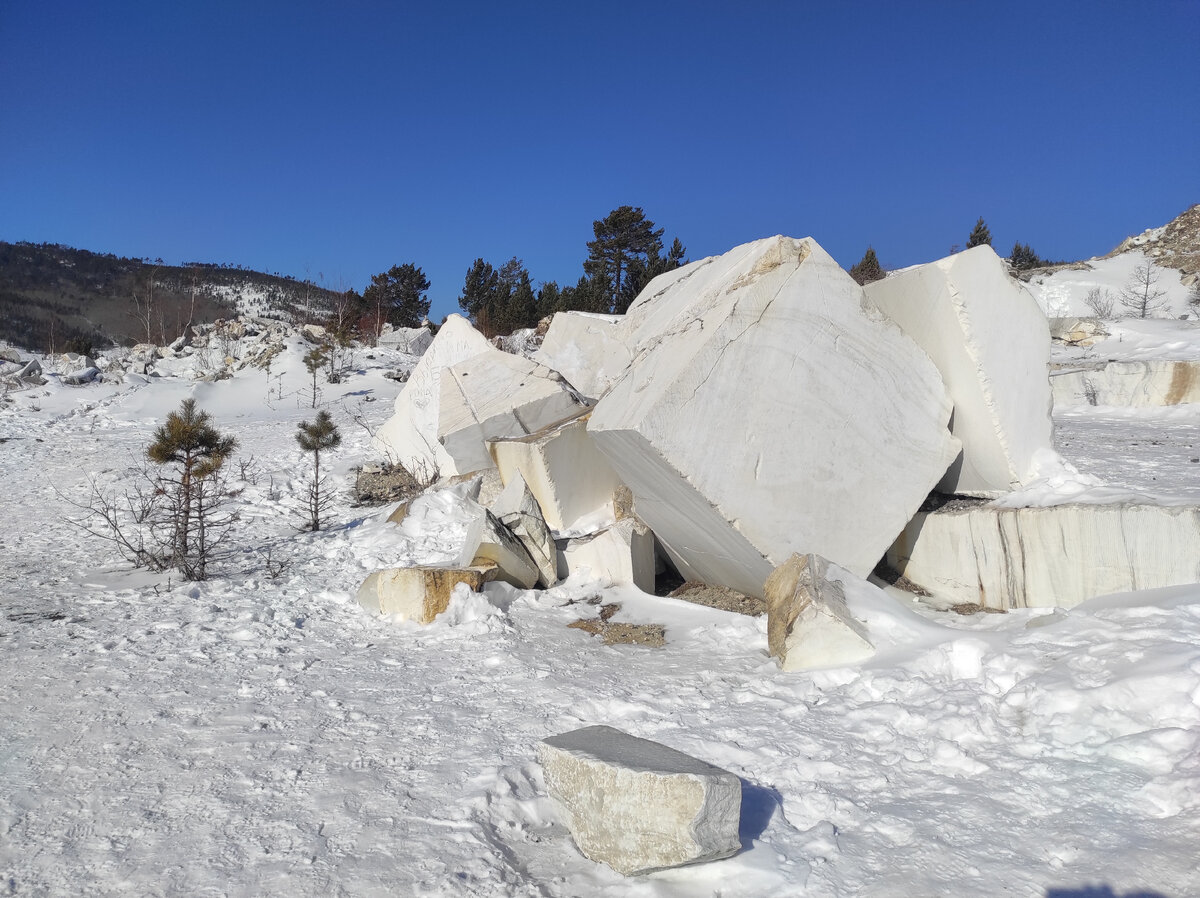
538;725;741;875
587;236;960;597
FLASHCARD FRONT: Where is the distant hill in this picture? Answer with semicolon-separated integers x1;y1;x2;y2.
0;242;344;352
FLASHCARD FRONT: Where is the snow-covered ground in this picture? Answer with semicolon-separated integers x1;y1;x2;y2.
2;318;1199;897
1025;250;1194;321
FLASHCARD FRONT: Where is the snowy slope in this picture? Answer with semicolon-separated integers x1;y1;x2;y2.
2;332;1198;897
1023;250;1193;320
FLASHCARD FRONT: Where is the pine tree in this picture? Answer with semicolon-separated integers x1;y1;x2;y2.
966;218;992;249
584;206;665;312
848;247;885;285
459;258;500;324
296;410;342;531
302;345;327;408
147;398;238;580
1009;242;1042;270
362;263;431;328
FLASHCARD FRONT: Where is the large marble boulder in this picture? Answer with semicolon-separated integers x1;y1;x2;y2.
438;348;586;474
538;725;741;875
372;314;492;477
864;245;1053;495
764;553;874;670
587;236;960;597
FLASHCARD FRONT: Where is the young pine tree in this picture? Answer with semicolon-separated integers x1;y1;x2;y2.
966;217;992;249
147;398;238;580
296;410;342;531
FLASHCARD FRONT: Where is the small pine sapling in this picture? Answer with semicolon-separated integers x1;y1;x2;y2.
146;398;239;580
296;409;342;531
302;345;328;407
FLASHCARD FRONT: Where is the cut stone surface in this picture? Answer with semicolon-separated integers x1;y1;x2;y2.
355;565;492;621
864;245;1053;495
538;725;741;875
588;236;960;597
534;311;631;400
489;412;624;532
764;553;874;671
373;314;492;476
1050;360;1200;407
490;472;558;587
557;519;656;592
457;497;541;590
887;501;1200;608
438;348;587;474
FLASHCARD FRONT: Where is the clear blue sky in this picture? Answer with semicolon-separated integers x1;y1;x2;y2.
2;1;1197;322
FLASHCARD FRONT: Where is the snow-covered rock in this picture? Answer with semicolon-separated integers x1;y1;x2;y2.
438;348;586;474
865;245;1053;495
557;518;656;592
1050;360;1200;406
587;236;960;597
372;314;492;476
488;411;624;533
764;553;874;671
490;472;558;588
534;311;630;400
888;501;1200;608
355;565;493;621
538;724;742;875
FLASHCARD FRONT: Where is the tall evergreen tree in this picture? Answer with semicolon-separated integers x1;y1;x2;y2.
618;237;689;312
362;263;430;328
848;246;885;285
1008;242;1042;271
966;217;992;249
584;206;665;312
458;258;500;323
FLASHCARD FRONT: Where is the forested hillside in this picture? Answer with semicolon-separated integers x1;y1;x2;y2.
0;242;341;351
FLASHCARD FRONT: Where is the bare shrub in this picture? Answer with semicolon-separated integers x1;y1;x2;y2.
1119;262;1169;319
1084;288;1115;319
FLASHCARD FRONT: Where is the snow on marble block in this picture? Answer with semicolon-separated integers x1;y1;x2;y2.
534;311;631;400
355;565;493;622
864;245;1052;495
488;411;624;532
587;236;960;597
764;553;874;671
887;502;1200;609
437;347;587;474
490;472;558;587
556;519;656;592
538;725;741;875
373;314;492;476
1050;360;1200;407
455;497;541;590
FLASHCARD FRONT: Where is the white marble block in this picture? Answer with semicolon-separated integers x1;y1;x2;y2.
438;348;586;474
764;553;874;670
534;311;631;400
865;245;1053;495
588;236;960;597
538;725;742;875
556;519;656;592
488;411;625;533
373;314;492;476
490;472;558;588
